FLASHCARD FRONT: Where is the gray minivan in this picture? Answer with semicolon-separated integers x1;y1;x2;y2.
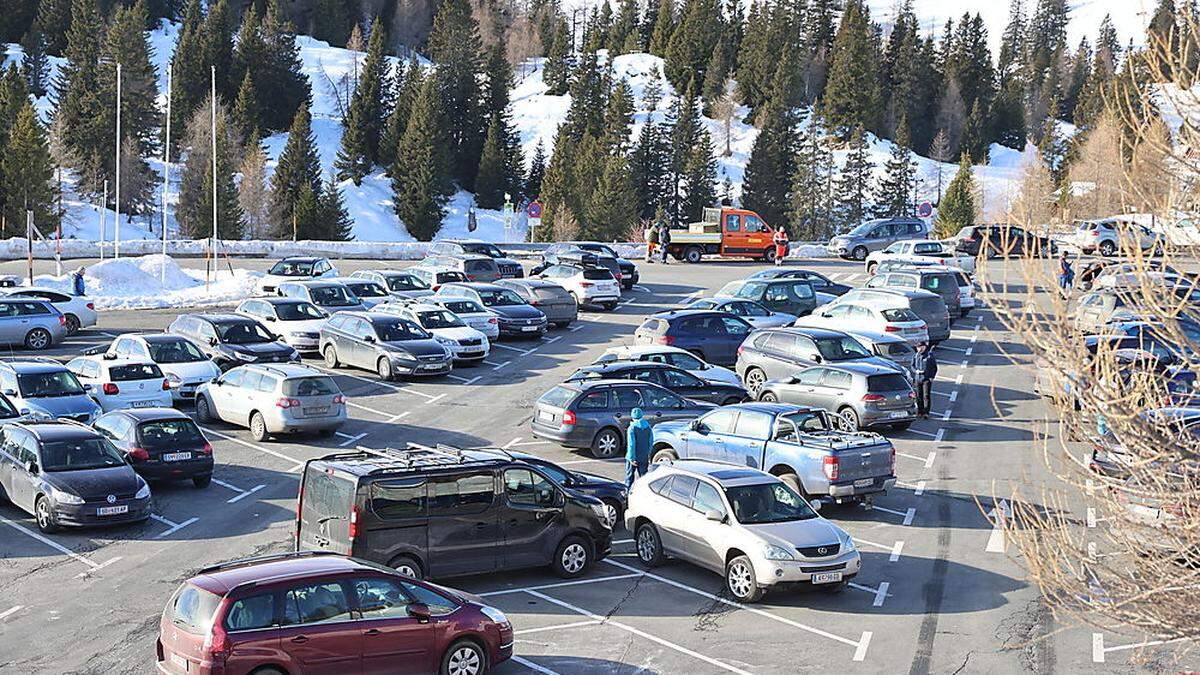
826;218;928;261
865;267;963;318
840;287;952;343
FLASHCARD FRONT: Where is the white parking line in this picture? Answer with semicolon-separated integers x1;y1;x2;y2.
226;484;266;504
0;605;22;620
932;390;957;402
0;514;121;576
524;589;753;674
336;431;368;447
897;451;935;468
905;428;937;438
511;655;563;675
896;480;926;496
514;619;602;636
848;581;890;607
852;537;904;562
569;324;584;332
149;513;199;539
541;335;562;344
493;343;536;354
310;366;438;399
935;345;968;353
502;437;552;449
479;573;645;597
347;401;395;418
446;374;482;385
490;360;512;371
873;505;916;525
200;426;305;471
1092;633;1191;663
954;373;964;385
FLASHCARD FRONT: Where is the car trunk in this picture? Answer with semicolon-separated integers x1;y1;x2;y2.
137;420;208;462
833;441;894;482
866;373;914;412
297;466;356;555
534;286;575;310
910;298;948;331
159;584;223;674
285;376;342;419
919;274;960;312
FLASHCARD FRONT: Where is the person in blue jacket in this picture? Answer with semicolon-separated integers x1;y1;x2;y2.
625;407;652;486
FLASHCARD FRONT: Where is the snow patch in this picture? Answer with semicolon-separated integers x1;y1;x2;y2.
35;254;261;310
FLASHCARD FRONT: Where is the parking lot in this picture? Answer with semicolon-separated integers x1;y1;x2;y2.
0;255;1189;674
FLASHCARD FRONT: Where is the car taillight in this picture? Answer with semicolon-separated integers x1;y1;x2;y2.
862;393;885;402
199;442;213;454
102;382;119;395
737;344;746;355
656;335;675;346
332;394;345;405
562;410;577;425
466;274;477;281
349;506;359;540
86;302;94;310
615;271;623;280
128;447;149;461
580;282;594;288
275;397;300;408
204;621;230;665
58;315;67;326
161;379;170;390
884;325;901;332
908;391;916;399
488;317;498;324
823;455;839;481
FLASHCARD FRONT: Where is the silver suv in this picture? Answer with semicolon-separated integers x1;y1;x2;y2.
194;364;346;441
826;218;928;261
625;459;861;602
415;254;502;283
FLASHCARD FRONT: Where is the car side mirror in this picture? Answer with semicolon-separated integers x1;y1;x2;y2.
407;603;431;623
2;389;14;396
821;312;832;318
363;335;376;343
788;376;801;384
809;499;823;512
208;337;218;346
24;460;37;475
264;315;276;321
705;509;725;522
811;354;822;363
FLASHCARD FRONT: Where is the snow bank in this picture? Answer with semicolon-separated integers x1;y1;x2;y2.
34;255;260;310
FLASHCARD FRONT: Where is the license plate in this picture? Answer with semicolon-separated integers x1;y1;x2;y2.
539;409;555;422
888;411;908;419
162;452;191;462
421;363;444;370
303;406;329;415
521;326;539;332
171;653;188;669
97;505;128;516
854;478;874;488
812;572;843;584
131;400;156;408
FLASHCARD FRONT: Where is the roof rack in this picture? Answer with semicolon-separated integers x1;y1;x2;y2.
315;442;509;476
0;356;63;366
197;550;342;576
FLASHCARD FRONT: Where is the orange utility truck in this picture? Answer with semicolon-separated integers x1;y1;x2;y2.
666;207;778;263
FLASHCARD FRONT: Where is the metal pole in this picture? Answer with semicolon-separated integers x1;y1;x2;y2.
99;180;107;260
162;63;171;285
114;62;122;259
54;168;62;276
211;66;217;253
26;211;33;285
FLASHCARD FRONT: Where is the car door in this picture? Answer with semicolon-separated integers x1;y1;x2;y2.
723;410;773;469
779;367;827;407
642;386;695;424
499;468;566;569
661;367;712;402
207;369;245;421
0;429;17;502
0;302;23;344
277;580;363;674
682;408;738;461
12;434;40;513
349;319;377;369
686;479;732;572
818;369;854;413
354;577;436;675
425;471;499;577
717;316;752;364
657;474;701;560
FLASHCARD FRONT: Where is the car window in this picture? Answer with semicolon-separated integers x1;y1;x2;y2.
170;585;222;636
611;386;644;410
642;386;685;409
698;408;738;434
225;593;276;632
665;475;700;506
822;371;853;390
354;578;412;620
238;371;265;391
649;475;673;495
719;317;751;335
576;390;609;409
796;368;825;386
108;363;163;381
221;369;246;388
693;481;725;515
733;411;772;438
664;352;705;370
370;479;427;519
725;214;741;232
744;215;766;232
427;472;494;516
662;369;703;388
400;581;459;616
737;301;769;317
504;468;558;507
283;582;353;626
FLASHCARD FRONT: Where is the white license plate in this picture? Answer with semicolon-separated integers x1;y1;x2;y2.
97;505;128;516
888;411;908;419
521;326;539;332
162;452;191;462
171;653;188;669
304;407;329;415
421;363;444;370
854;478;874;488
539;409;555;422
812;572;843;584
131;400;157;408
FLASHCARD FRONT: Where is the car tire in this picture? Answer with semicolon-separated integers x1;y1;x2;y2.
636;522;665;567
249;412;269;442
744;368;767;396
554;321;570;329
651;447;677;464
64;314;81;335
852;246;868;261
377;358;394;381
253;669;286;675
195;396;214;423
323;345;339;368
591;427;624;459
318;427;335;437
777;472;807;498
757;391;778;403
866;262;878;275
35;495;59;534
600;499;623;530
390;555;424;580
837;406;861;430
24;328;52;351
440;639;487;675
762;247;777;264
684;246;704;264
1099;240;1116;257
726;554;763;602
603;301;619;311
552;535;592;578
192;474;212;489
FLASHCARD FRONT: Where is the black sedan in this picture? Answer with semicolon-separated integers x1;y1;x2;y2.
92;408;214;487
510;451;628;528
565;361;750;406
747;268;852;296
953;224;1055;258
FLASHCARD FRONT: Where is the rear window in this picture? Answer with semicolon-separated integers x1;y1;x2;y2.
170;584;222;636
921;274;956;292
440;300;483;314
881;308;919;322
301;468;355;539
868;373;911;392
138;419;204;446
465;260;496;273
879;342;915;358
583;269;613;281
539;386;578;409
911;298;941;317
109;363;164;381
370;478;427;519
283;376;338;397
638;319;666;334
955;273;971;288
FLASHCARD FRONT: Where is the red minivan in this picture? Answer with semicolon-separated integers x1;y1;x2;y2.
156;551;513;675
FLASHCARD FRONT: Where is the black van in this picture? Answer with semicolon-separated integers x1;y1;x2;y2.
296;444;612;581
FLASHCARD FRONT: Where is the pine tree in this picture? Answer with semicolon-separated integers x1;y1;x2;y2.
822;0;882;136
543;21;572;96
238;0;311;132
585;154;637;240
334;19;391;184
291;183;320;240
1;102;59;231
176;95;244;240
428;0;485;189
311;0;361;47
32;0;72;56
935;154;976;237
21;28;50;98
203;0;236;100
834;125;874;228
525;141;547;199
741;55;802;227
232;72;262;140
380;62;419;170
701;39;730;111
54;0;105;182
475;115;507;209
929;128;952;201
680;127;718;222
270;104;323;237
960;99;989;163
803;0;836;101
609;0;640;55
648;0;676;56
664;0;722;93
167;0;208;157
317;176;354;240
238;136;271;238
391;75;451;240
874;123;917;218
790;120;836;239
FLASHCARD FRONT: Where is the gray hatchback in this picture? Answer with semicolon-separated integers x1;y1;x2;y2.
826;218;928;261
497;278;579;327
319;311;453;380
757;362;917;431
838;287;951;343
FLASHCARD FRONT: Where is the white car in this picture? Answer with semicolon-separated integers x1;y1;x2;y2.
686;298;796;328
104;333;222;403
257;256;339;295
4;287;97;335
426;296;500;340
65;356;173;412
375;301;490;363
531;263;621;310
865;239;976;274
795;299;929;346
593;345;743;387
1065;219;1160;257
235;297;329;352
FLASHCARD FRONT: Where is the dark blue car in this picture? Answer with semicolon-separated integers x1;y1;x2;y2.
633;309;753;366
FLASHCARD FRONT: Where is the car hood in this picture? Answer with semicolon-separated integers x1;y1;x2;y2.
746;313;796;328
488;305;545;320
46;464;141;500
24;395;101;417
224;341;294;357
697;365;743;387
651;419;694;439
745;518;845;550
160;360;221;381
571;471;622;489
429;326;486;342
381;339;449;357
276;318;328;334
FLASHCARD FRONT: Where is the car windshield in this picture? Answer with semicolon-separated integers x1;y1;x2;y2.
218;322;274;344
477;289;526;306
18;371;85;397
0;395;18;418
376;319;431;341
147;338;207;363
725;482;818;524
580;243;618;257
417;310;464;329
348;282;388;298
309;286;359;306
464;243;504;258
913;243;944;254
139;419;205;446
40;438;126;471
732;282;767;300
276;302;326;321
386;274;427;291
813;335;872;361
269;260;315;276
848;222;876;236
439;300;485;314
109;363;164;381
881;308;920;322
689;300;718;310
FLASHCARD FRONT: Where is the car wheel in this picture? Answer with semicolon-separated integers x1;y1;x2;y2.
441;639;487;675
323;345;339;368
762;247;777;264
554;321;571;329
1099;240;1116;257
591;427;624;459
249;412;269;442
195;396;213;423
24;328;51;350
192;474;212;489
64;314;81;335
600;499;622;530
318;427;336;437
552;535;592;578
377;358;394;381
838;406;861;430
603;301;619;311
684;246;704;264
744;368;767;396
777;472;807;498
726;554;763;602
757;391;778;403
852;246;868;261
35;495;59;534
651;447;677;463
636;522;665;567
390;555;424;580
866;262;878;275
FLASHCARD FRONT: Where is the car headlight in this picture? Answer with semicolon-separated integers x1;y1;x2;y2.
434;335;455;346
288;350;301;361
135;482;151;500
391;351;417;363
165;373;181;384
480;605;510;626
51;486;84;505
762;543;795;561
840;532;856;552
234;350;256;362
590;503;611;526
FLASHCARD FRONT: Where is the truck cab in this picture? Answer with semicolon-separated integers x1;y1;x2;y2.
668;207;777;263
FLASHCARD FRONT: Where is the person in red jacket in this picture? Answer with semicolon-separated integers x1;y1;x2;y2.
772;227;789;266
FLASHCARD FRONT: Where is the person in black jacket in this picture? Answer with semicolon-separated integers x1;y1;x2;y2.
914;342;938;417
658;223;672;264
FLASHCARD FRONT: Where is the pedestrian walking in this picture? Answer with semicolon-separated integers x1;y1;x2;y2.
914;342;937;418
72;267;86;297
1057;251;1074;294
772;226;789;266
625;407;652;486
658;223;672;264
645;224;658;263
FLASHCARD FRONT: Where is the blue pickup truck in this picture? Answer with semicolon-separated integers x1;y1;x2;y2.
649;403;896;503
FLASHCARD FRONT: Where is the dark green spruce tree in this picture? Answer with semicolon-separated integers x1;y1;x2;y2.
474;115;508;209
32;0;72;55
391;76;452;240
176;96;245;240
874;122;917;218
834;125;874;228
270;104;324;237
822;0;882;137
317;175;355;240
335;19;393;184
741;52;802;227
381;61;419;171
525;141;547;199
427;0;485;189
232;72;262;140
54;0;106;183
1;102;59;232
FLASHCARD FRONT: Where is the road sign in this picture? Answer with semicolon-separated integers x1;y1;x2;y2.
527;201;543;218
917;201;933;218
